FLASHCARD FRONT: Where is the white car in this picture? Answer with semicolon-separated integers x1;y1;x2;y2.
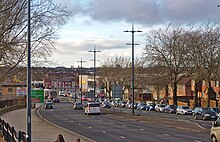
84;102;101;115
211;117;220;142
176;106;193;115
154;104;166;112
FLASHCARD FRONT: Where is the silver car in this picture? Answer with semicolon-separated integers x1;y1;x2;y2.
211;117;220;142
176;106;193;115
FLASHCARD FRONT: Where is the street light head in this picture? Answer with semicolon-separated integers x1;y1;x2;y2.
124;30;129;32
137;30;142;32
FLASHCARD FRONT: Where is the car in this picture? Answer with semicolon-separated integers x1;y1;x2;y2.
102;101;111;109
176;106;193;115
136;103;147;110
155;104;166;112
212;107;220;117
194;107;217;120
210;117;220;141
45;102;53;109
53;98;60;103
73;102;83;110
84;102;101;115
164;105;177;114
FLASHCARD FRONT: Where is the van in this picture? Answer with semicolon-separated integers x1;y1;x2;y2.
84;102;101;115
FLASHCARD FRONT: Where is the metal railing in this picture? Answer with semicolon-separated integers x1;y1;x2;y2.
0;118;28;142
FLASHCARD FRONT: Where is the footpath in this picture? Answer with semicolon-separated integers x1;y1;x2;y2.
0;104;95;142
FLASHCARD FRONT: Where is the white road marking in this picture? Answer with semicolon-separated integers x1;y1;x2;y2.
194;123;205;129
163;134;169;136
88;127;92;129
110;122;114;124
120;136;126;139
123;125;127;127
102;131;106;133
78;123;82;125
70;121;74;122
193;140;201;142
140;128;144;131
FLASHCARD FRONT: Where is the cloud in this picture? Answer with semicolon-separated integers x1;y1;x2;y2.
77;0;220;25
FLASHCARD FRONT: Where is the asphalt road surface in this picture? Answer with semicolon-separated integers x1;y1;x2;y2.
39;102;210;142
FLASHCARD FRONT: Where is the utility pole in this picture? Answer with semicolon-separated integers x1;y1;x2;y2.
89;46;101;101
77;58;86;103
27;0;31;141
124;23;142;115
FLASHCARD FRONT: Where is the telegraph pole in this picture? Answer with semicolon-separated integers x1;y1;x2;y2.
27;0;32;141
77;58;86;103
89;46;101;101
124;23;142;115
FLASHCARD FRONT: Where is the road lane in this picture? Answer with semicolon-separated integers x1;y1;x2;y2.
40;102;210;142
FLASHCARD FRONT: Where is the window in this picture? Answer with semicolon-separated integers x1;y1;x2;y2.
8;88;13;93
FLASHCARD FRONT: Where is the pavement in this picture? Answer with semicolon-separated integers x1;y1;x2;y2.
0;104;95;142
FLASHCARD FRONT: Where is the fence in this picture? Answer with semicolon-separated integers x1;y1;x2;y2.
0;118;27;142
0;99;26;108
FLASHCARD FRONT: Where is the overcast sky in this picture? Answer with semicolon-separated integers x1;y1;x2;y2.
50;0;220;68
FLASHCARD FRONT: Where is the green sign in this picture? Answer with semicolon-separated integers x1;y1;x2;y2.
31;89;44;103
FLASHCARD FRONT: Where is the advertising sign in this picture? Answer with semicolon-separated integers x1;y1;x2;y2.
112;85;123;98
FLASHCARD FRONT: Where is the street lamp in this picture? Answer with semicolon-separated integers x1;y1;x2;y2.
77;58;86;103
124;23;142;115
89;46;101;101
27;0;32;141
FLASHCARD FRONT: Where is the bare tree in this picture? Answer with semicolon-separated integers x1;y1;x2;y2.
144;24;190;106
0;0;71;83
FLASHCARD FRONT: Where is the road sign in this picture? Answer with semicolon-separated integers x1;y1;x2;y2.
31;89;44;103
112;85;123;98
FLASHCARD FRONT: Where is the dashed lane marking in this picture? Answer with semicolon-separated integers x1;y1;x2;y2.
140;128;144;131
194;123;205;129
120;136;126;139
163;134;169;136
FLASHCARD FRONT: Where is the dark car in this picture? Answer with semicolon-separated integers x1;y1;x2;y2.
164;105;177;114
73;102;84;110
53;98;60;103
102;101;111;109
194;107;217;120
45;102;53;109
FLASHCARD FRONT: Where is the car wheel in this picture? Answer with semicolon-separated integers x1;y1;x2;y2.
194;115;197;120
211;135;217;142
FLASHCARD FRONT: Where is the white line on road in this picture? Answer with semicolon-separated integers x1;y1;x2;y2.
123;125;127;127
194;123;205;129
110;122;114;124
163;134;169;136
140;128;144;131
70;121;74;122
120;136;126;139
193;140;201;142
102;131;106;133
88;127;92;129
78;123;82;125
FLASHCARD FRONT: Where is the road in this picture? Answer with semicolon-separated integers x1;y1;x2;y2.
39;101;210;142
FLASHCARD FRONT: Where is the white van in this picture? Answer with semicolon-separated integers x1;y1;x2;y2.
84;102;101;115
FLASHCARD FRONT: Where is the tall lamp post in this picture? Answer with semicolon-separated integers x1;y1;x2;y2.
89;46;101;101
124;23;142;115
77;58;86;103
27;0;32;141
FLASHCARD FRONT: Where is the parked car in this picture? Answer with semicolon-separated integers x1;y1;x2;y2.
164;105;177;114
194;107;217;120
176;106;193;115
136;103;147;110
84;102;101;115
193;107;200;116
210;117;220;141
45;101;53;109
102;101;111;109
212;107;220;116
155;104;166;112
73;102;84;110
146;102;156;111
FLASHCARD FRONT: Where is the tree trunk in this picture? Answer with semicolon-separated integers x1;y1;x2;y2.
194;82;199;108
165;84;169;104
173;81;178;106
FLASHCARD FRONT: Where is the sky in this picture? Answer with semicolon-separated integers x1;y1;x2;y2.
50;0;220;68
